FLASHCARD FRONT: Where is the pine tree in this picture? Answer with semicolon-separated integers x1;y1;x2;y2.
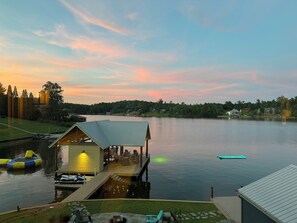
0;82;6;94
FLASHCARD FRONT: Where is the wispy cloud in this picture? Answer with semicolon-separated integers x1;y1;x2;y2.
33;25;129;58
0;37;4;49
126;12;139;21
60;0;131;36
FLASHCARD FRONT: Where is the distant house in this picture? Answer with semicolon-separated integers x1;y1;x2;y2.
49;120;151;174
226;109;240;117
264;107;276;115
238;165;297;223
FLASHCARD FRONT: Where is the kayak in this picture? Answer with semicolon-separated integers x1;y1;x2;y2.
217;155;247;159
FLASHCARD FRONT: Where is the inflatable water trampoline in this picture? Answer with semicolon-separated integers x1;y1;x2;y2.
7;150;42;169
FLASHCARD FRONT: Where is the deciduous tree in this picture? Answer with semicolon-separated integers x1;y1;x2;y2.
43;81;65;121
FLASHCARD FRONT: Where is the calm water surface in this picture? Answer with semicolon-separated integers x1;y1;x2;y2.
0;116;297;213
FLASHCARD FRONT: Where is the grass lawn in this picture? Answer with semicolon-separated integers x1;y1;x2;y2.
0;118;69;141
0;204;70;223
0;200;226;223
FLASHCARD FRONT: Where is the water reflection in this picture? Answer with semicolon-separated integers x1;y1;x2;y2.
1;116;297;213
0;138;151;212
6;166;42;175
0;139;63;212
90;176;150;199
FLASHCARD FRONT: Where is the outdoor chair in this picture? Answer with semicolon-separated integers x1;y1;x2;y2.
145;210;163;223
73;209;92;223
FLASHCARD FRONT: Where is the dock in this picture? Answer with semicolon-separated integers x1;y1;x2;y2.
61;156;150;203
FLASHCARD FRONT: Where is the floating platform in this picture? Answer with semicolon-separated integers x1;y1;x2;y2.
217;155;247;159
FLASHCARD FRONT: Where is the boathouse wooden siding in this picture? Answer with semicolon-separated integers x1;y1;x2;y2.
68;144;104;173
49;120;151;174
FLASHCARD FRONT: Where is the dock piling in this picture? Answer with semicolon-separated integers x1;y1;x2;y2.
211;187;214;199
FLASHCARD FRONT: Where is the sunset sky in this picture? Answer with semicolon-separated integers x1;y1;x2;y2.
0;0;296;104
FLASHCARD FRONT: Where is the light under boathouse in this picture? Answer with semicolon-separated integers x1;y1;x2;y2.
49;120;151;176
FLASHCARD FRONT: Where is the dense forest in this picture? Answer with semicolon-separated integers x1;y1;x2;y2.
62;96;297;120
2;81;296;120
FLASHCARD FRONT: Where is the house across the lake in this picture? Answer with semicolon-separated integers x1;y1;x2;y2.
49;120;151;175
237;164;297;223
226;109;240;118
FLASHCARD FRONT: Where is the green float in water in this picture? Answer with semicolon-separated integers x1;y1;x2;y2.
217;155;247;159
152;157;168;164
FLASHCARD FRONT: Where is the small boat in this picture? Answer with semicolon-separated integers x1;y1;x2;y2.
217;155;247;159
55;174;86;185
7;150;42;169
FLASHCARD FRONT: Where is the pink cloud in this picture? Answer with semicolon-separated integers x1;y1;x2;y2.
147;91;163;100
34;26;129;58
63;84;142;103
60;0;131;36
197;84;240;94
70;37;128;58
135;68;150;81
145;87;198;103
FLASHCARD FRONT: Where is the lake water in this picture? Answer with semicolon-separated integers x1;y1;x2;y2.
0;116;297;213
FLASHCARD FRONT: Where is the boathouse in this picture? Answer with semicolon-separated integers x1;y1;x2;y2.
237;165;297;223
49;120;151;175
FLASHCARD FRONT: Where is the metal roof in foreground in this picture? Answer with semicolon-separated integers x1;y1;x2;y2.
238;164;297;223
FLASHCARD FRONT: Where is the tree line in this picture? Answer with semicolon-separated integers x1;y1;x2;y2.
62;96;297;119
0;81;66;121
2;81;297;120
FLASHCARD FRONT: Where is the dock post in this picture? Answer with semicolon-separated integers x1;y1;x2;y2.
145;139;148;158
211;187;214;199
140;147;143;167
55;145;58;171
145;166;148;182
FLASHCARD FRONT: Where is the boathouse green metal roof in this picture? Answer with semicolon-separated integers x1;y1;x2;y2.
49;120;151;149
238;164;297;223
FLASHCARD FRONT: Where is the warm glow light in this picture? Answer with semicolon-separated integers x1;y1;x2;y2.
74;152;91;172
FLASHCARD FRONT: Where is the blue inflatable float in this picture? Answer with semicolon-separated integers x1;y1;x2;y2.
7;150;42;169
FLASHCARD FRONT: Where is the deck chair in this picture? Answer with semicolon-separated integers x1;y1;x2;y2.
145;210;163;223
73;209;92;223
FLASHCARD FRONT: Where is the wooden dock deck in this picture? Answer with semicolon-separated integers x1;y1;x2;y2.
61;156;150;203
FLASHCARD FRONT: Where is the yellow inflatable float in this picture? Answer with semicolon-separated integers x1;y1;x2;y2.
0;159;11;167
7;150;42;169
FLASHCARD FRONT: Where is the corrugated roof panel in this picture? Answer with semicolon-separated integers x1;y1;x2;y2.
76;121;110;149
238;165;297;223
49;120;150;149
99;120;149;147
281;211;297;223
